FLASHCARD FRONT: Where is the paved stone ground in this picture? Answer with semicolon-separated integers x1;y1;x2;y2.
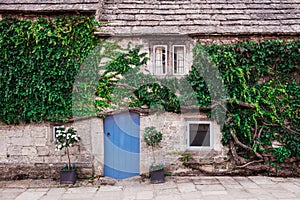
0;176;300;200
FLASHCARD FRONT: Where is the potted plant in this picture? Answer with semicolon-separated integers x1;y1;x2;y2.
143;126;165;184
55;126;81;184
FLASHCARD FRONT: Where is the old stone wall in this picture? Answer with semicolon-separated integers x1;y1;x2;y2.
0;110;227;180
140;112;226;174
0;117;103;180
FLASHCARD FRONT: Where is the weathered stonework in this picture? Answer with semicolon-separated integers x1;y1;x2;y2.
0;112;226;180
140;112;226;174
0;118;103;180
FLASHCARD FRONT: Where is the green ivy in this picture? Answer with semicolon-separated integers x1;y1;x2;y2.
96;39;300;165
0;16;99;124
200;40;300;164
1;16;299;168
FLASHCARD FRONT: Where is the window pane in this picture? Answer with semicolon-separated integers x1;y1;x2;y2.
154;46;166;75
189;124;210;147
173;46;185;75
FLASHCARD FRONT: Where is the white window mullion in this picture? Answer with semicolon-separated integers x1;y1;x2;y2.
153;45;167;75
172;45;186;75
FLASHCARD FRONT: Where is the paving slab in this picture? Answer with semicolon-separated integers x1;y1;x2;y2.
94;190;123;199
0;176;299;200
233;177;260;189
248;176;274;184
193;177;220;185
136;190;154;200
155;188;180;196
15;190;46;200
181;191;203;200
155;194;182;200
278;182;300;194
177;182;197;193
196;184;226;191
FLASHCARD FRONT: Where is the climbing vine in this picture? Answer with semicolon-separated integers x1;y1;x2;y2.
0;16;99;123
188;40;300;176
96;39;300;176
1;15;299;175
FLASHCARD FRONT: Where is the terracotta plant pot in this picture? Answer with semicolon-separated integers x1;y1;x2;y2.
150;168;165;184
60;169;76;184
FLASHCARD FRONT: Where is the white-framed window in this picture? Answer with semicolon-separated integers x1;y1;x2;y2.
152;44;186;76
187;121;213;149
153;45;167;75
172;45;186;75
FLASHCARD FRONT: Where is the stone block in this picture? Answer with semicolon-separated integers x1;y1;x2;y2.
7;146;23;156
31;126;48;138
0;156;8;162
78;168;93;178
69;146;80;155
10;137;33;146
37;147;50;156
6;130;23;137
28;156;44;163
34;138;47;147
43;156;61;164
22;147;37;156
0;136;8;156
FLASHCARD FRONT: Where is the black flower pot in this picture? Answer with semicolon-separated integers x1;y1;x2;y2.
150;168;165;184
60;169;76;184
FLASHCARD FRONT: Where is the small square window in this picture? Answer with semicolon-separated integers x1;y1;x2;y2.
153;45;167;75
187;121;213;149
53;126;61;142
173;45;186;75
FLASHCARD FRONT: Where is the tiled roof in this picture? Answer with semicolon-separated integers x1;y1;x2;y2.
101;0;300;36
0;0;99;13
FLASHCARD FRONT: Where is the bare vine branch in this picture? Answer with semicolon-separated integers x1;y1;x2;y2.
229;128;263;159
236;160;264;169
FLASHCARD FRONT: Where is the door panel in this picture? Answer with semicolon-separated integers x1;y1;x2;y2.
104;112;140;179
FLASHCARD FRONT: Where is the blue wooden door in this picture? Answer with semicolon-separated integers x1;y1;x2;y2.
104;112;140;179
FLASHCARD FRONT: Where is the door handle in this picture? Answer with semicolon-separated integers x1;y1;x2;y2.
107;132;111;137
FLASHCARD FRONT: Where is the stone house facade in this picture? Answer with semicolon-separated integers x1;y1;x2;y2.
0;0;299;180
